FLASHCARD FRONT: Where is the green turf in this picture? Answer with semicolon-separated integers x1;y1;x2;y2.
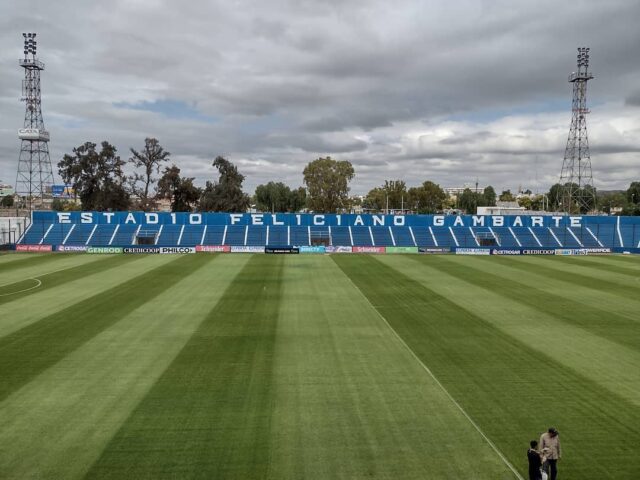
0;253;638;479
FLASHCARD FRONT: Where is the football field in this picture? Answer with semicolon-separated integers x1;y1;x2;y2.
0;252;639;479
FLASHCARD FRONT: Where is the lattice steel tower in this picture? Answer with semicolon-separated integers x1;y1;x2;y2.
557;47;595;213
15;33;54;210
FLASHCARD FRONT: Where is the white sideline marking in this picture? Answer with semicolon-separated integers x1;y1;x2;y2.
340;271;525;480
0;278;42;297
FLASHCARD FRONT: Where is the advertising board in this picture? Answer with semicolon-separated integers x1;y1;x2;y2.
325;246;352;253
455;248;491;255
196;245;231;253
419;247;450;254
87;247;123;254
123;247;160;254
352;246;385;254
386;247;419;254
230;246;265;253
159;247;196;254
57;245;87;252
522;249;555;255
16;245;52;252
299;245;326;253
491;249;521;255
265;247;299;254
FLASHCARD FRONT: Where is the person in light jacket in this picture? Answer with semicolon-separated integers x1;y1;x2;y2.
539;427;561;480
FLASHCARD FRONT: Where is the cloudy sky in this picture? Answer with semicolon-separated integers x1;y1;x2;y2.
1;0;639;196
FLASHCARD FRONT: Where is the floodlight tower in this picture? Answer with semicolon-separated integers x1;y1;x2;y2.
557;47;595;213
15;33;54;210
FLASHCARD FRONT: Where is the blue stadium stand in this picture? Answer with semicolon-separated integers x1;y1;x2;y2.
371;227;394;246
330;226;351;246
291;226;310;246
351;227;372;246
224;225;247;246
202;225;226;245
179;225;205;246
64;224;95;246
156;225;182;246
392;226;416;246
412;227;436;247
268;226;288;246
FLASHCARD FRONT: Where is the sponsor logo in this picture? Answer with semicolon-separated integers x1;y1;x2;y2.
491;249;521;255
123;247;160;254
582;248;611;255
265;247;299;254
87;247;123;254
230;246;265;253
522;249;555;255
352;246;385;253
419;247;450;254
555;249;589;256
455;248;490;255
159;247;196;254
386;247;419;254
16;244;52;252
299;246;326;253
196;245;231;253
325;246;352;253
57;245;88;252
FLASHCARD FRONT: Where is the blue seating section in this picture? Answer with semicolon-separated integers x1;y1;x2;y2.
65;224;96;246
372;227;394;246
351;227;371;246
331;227;351;246
268;226;288;246
18;218;640;249
393;227;415;246
156;225;183;246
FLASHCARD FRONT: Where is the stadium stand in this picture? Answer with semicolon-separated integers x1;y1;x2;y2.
17;212;640;251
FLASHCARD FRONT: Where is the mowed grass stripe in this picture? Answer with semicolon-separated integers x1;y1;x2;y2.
552;256;640;277
269;256;515;479
0;255;207;402
454;256;640;326
334;255;640;480
380;255;640;407
489;256;640;297
0;254;137;305
0;255;251;480
0;252;69;272
418;256;640;351
0;253;110;287
0;255;176;339
85;255;285;479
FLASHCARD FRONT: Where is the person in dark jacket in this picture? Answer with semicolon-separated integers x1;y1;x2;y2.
527;440;542;480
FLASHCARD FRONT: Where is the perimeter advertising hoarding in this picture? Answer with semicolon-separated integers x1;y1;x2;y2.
419;247;450;254
265;247;299;254
352;246;385;254
196;246;231;253
87;247;123;254
123;247;161;254
57;245;87;252
454;248;491;255
16;244;52;252
325;246;352;253
299;246;326;253
159;247;196;254
386;247;419;254
230;246;265;253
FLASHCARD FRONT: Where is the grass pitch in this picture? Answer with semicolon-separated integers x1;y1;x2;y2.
0;253;638;479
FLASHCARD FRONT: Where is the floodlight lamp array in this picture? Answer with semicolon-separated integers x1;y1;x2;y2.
22;32;37;56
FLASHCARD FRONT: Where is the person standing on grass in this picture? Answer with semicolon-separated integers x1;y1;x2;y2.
540;427;561;480
527;440;542;480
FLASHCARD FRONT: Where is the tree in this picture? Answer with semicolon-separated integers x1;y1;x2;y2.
457;188;477;213
128;138;170;211
51;198;81;212
1;195;14;208
303;156;355;213
627;182;640;205
499;190;515;202
158;165;201;212
598;191;627;214
58;141;129;211
364;180;407;212
483;186;497;206
407;181;446;213
254;182;307;212
199;156;250;212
